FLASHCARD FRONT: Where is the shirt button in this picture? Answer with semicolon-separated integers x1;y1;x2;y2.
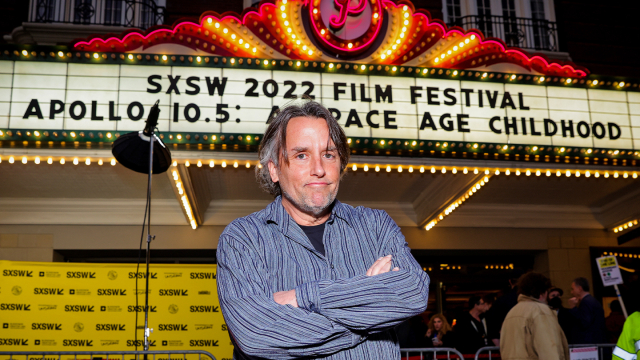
360;336;366;341
330;264;335;269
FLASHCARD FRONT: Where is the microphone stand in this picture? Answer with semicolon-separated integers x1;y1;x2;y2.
144;128;154;352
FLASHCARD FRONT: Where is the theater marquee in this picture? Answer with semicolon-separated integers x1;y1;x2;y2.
1;60;638;151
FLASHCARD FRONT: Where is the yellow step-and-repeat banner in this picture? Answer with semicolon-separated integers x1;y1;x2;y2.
0;260;232;359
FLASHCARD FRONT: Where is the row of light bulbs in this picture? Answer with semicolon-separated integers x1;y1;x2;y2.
2;156;637;181
602;252;640;259
612;220;639;233
485;264;515;270
170;169;197;230
425;176;491;231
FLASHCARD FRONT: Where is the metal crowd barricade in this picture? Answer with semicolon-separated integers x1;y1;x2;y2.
0;351;216;360
570;344;616;360
474;344;617;360
474;346;500;360
400;347;465;360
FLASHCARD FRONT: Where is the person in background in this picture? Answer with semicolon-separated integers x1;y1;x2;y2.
486;270;523;346
606;300;626;344
500;272;569;360
568;277;606;344
548;287;574;342
613;311;640;360
453;295;490;355
424;314;453;348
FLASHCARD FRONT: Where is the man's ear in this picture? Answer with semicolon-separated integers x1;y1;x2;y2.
268;160;279;183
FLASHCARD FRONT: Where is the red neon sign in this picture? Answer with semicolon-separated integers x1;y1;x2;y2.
329;0;367;30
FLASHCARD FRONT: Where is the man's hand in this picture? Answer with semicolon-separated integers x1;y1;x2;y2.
366;255;399;276
568;297;579;308
274;290;298;307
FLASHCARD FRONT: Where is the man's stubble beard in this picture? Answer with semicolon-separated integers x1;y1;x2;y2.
281;184;339;217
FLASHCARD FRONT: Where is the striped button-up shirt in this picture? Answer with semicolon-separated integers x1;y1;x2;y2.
217;196;430;359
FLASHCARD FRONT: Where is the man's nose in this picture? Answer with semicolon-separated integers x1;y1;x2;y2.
310;154;326;177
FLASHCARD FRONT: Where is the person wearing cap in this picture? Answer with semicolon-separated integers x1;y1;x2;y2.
548;287;574;343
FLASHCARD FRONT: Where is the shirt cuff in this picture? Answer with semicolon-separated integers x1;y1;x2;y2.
295;280;321;313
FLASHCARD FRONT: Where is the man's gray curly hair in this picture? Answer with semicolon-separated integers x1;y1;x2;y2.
255;100;350;197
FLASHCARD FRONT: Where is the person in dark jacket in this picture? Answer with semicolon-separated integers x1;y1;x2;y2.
568;277;606;344
548;287;575;342
605;300;626;344
486;270;523;346
453;295;490;355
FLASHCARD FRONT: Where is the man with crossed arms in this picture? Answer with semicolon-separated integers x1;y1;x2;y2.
217;101;430;359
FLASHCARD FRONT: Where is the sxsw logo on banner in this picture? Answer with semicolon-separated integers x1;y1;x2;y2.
63;340;93;347
32;323;62;330
159;289;188;296
190;272;216;279
3;270;33;277
34;288;64;295
65;305;94;312
66;271;96;279
0;303;31;311
96;324;126;331
129;272;157;279
158;324;188;331
190;339;219;347
190;305;219;313
127;340;156;347
0;339;29;346
97;288;127;296
128;305;157;312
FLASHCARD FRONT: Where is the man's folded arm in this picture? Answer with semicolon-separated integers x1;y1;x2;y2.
217;234;362;359
295;210;430;333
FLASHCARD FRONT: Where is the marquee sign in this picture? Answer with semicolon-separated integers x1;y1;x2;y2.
1;58;639;161
73;0;588;77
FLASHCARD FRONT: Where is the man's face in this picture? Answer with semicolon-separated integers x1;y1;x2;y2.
570;282;581;297
476;300;488;314
268;117;341;217
548;290;561;299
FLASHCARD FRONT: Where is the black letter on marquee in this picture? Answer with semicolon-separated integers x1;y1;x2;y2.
375;85;393;103
561;120;574;138
489;116;502;134
186;76;200;95
366;110;379;128
173;103;180;122
592;122;605;139
420;112;437;131
69;101;86;120
91;101;103;121
518;93;530;110
544;119;557;136
608;123;621;140
439;113;453;131
427;87;439;105
500;92;516;109
245;79;259;97
206;77;228;96
216;104;229;123
127;102;144;121
360;84;371;102
457;114;470;133
184;103;200;123
461;89;473;107
328;108;341;121
410;86;422;104
384;110;397;129
350;83;356;101
166;75;181;95
505;116;517;135
262;80;278;98
345;109;363;128
530;118;541;136
23;99;44;119
477;90;484;108
147;75;162;93
520;117;528;135
444;88;457;106
576;121;590;138
49;100;64;119
109;101;121;121
334;82;347;101
485;90;499;108
266;106;279;124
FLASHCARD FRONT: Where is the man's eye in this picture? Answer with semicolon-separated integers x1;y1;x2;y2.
296;154;307;159
324;153;335;159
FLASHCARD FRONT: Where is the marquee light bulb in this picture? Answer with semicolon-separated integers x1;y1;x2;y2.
375;165;380;172
386;165;391;172
60;158;65;164
47;157;53;165
215;23;220;28
21;157;27;164
73;158;79;165
22;50;28;56
162;55;167;61
110;159;116;166
93;53;99;59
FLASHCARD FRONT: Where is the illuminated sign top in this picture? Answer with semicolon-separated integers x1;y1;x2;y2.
73;0;587;78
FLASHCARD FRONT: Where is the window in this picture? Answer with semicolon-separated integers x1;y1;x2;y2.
530;0;549;49
502;0;518;46
104;0;122;25
35;0;57;22
476;0;493;36
446;0;462;26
